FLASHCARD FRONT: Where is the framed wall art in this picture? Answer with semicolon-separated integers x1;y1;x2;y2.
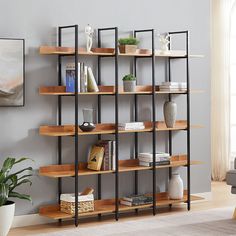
0;38;25;106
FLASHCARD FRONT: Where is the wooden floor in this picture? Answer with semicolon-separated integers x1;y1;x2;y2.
9;182;235;236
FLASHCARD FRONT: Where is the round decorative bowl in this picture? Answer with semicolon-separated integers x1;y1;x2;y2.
79;122;96;132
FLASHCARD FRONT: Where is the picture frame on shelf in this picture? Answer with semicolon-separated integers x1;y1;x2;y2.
0;38;25;106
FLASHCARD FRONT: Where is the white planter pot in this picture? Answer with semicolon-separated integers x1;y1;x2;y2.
0;201;15;236
168;173;183;200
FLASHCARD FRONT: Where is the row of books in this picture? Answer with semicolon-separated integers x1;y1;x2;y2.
87;140;116;171
120;194;153;206
138;152;170;167
158;82;187;91
66;63;99;93
118;122;145;131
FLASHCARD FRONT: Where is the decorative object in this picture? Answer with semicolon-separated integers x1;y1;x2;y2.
118;37;139;54
122;74;136;92
87;146;104;170
168;173;184;200
163;101;177;128
0;38;25;106
158;33;170;55
60;191;94;214
79;108;96;132
0;157;33;236
85;24;94;53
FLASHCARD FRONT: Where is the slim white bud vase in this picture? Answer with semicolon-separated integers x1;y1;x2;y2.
168;173;184;200
163;101;177;128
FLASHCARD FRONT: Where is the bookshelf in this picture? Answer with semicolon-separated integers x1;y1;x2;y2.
38;25;203;227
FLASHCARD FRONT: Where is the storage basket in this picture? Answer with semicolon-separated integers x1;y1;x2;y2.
60;193;94;214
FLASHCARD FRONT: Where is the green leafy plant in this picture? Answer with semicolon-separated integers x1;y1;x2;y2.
118;37;139;45
0;157;33;207
122;74;136;81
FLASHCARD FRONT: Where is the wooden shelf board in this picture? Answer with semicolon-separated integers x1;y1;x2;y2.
39;86;203;96
39;121;203;137
39;155;202;178
39;191;203;220
39;46;203;58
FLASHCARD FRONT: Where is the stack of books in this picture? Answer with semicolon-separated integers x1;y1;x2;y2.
65;63;99;93
158;82;187;92
138;152;170;167
87;140;116;171
118;122;145;131
120;194;153;206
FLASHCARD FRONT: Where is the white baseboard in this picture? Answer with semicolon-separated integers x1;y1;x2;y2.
12;191;212;228
12;214;54;228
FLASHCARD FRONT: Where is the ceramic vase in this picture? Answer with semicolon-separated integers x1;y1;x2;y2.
0;201;15;236
123;81;136;92
79;108;95;132
168;173;184;200
163;101;177;128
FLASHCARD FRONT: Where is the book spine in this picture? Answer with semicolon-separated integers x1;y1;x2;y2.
77;63;80;93
112;141;116;171
84;65;88;92
88;67;99;92
80;63;85;92
139;160;170;167
65;68;75;92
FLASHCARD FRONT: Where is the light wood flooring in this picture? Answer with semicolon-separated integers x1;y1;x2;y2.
9;182;236;236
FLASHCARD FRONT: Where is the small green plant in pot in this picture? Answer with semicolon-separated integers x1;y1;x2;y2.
122;74;136;92
118;37;139;54
0;157;33;236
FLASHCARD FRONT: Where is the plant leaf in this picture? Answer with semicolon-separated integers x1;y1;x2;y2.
4;167;33;183
9;192;32;202
14;157;34;165
0;183;9;207
9;179;32;193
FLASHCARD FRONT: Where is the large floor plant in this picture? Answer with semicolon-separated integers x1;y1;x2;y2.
0;157;33;236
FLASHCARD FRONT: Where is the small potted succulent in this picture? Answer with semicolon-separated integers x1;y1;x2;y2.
0;157;33;236
122;74;136;92
118;37;139;54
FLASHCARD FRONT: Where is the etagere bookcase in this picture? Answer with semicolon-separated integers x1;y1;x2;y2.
38;25;203;227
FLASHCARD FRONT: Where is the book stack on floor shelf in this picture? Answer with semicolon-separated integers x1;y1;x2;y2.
120;194;153;206
158;82;187;92
118;122;145;131
138;152;170;167
87;140;116;171
65;63;99;93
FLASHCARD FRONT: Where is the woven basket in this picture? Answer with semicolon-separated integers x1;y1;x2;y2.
60;193;94;214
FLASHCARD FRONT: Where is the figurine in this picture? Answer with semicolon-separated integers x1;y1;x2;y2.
85;24;94;53
159;33;170;53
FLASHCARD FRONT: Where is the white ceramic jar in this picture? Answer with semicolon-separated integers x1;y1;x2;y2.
168;173;184;200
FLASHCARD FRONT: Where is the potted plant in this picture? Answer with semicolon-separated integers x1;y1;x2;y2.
118;37;139;54
122;74;136;92
0;157;33;236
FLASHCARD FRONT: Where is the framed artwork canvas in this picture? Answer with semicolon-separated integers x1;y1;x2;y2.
0;38;25;106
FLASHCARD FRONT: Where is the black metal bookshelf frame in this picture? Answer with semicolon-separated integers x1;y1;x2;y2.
56;25;190;227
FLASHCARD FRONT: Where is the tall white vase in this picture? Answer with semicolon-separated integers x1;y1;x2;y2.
163;101;177;128
0;202;15;236
168;173;183;200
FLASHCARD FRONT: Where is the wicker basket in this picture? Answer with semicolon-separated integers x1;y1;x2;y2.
60;193;94;214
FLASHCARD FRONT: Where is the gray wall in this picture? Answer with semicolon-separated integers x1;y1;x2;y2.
0;0;211;216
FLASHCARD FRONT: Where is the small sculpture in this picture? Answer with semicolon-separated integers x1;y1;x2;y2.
85;24;94;53
159;33;170;53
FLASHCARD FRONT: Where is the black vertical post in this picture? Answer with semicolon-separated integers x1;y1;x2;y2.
58;27;62;222
74;25;79;227
97;29;102;219
151;29;156;216
167;33;172;209
186;31;191;211
133;31;138;200
168;34;172;182
114;27;119;221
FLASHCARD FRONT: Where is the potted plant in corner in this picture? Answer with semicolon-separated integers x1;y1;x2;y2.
122;74;136;92
0;157;33;236
118;37;139;54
